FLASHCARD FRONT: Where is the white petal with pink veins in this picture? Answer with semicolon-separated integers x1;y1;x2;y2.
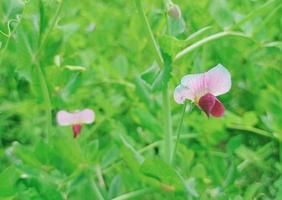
78;109;95;124
180;73;207;101
174;85;192;104
56;111;74;126
206;64;231;96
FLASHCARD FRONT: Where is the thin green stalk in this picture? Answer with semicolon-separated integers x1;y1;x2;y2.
0;19;19;38
134;0;174;164
174;31;250;61
0;4;27;65
163;86;173;163
34;0;64;134
37;0;64;56
34;63;52;134
226;124;274;139
112;188;154;200
134;0;163;66
185;26;213;41
90;177;105;200
171;101;187;163
162;0;174;164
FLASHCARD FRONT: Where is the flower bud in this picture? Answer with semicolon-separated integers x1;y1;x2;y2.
167;3;181;19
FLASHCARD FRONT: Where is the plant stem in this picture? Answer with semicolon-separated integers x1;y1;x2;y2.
226;124;274;139
162;0;174;164
90;176;105;200
134;0;174;164
162;86;173;163
37;0;64;55
171;101;187;163
185;26;213;41
34;62;53;134
34;0;64;135
174;31;250;61
134;0;163;66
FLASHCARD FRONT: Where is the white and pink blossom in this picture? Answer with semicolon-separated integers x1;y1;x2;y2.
56;109;95;137
174;64;231;117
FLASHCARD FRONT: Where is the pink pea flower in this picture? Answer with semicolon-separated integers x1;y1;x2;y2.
56;109;95;138
174;64;231;117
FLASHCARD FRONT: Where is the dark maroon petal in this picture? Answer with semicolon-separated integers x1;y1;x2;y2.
198;93;216;117
72;124;82;138
210;98;225;117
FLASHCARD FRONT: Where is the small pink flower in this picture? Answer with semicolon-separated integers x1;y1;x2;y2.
174;64;231;117
56;109;95;137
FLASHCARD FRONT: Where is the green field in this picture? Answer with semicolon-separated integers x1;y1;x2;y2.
0;0;281;199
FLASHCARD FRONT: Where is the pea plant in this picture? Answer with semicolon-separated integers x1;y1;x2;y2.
0;0;281;199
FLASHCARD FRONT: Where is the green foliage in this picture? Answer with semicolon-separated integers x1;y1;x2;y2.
0;0;281;199
140;158;184;192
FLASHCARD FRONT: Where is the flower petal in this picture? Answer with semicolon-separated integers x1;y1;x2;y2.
180;74;206;101
198;93;216;117
72;124;82;138
78;109;95;124
198;93;225;117
174;84;191;104
56;111;74;126
210;98;225;117
206;64;231;96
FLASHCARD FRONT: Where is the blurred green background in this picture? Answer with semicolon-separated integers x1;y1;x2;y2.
0;0;281;199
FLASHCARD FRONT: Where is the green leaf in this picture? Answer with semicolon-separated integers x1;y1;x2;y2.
242;112;258;126
134;77;152;107
226;135;244;153
185;178;199;198
274;177;282;200
112;54;129;78
100;144;119;169
168;17;186;37
83;139;99;161
140;157;184;192
121;146;142;175
131;108;163;136
190;163;206;179
109;175;122;199
23;177;63;200
158;35;184;58
67;170;100;200
15;16;39;83
244;182;261;200
38;0;49;37
140;61;160;85
50;132;85;174
151;53;172;91
0;0;24;22
0;166;19;197
119;134;144;164
12;143;43;169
